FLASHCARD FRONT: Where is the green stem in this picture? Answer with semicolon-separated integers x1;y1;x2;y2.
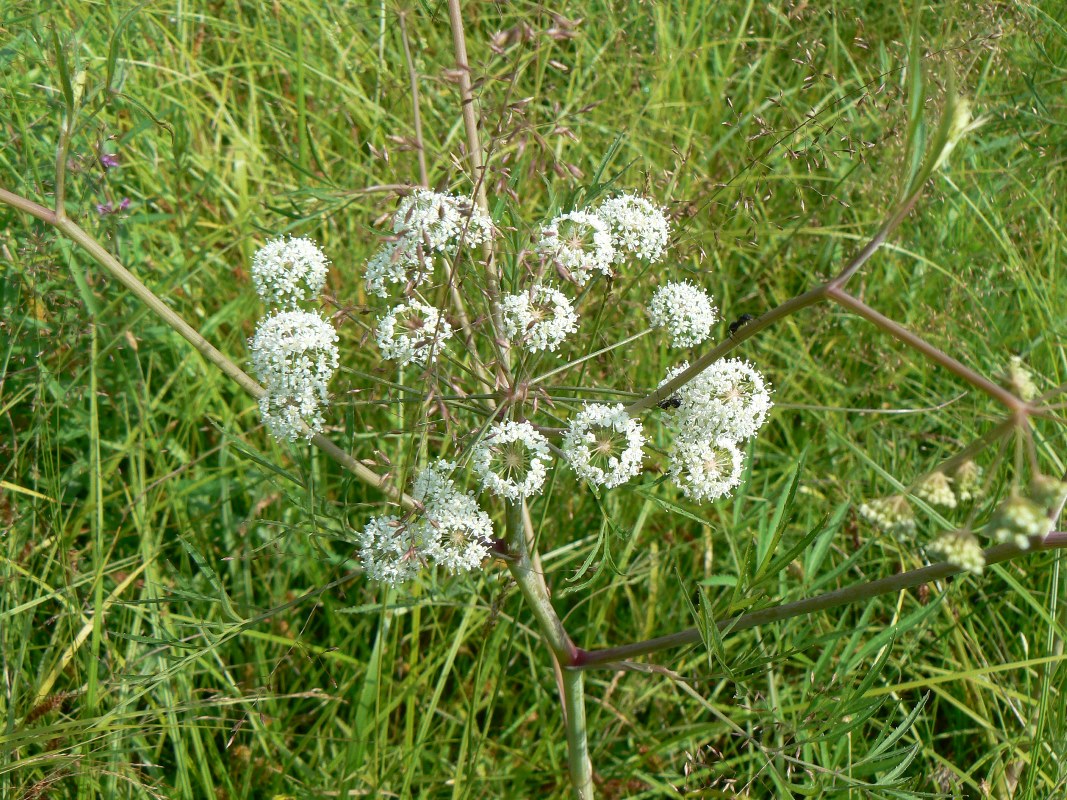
574;531;1067;669
561;669;594;800
503;500;592;798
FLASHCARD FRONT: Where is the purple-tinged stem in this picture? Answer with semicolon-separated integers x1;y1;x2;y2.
573;532;1067;670
826;287;1027;413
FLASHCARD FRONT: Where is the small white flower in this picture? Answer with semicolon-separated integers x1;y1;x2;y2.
393;189;494;252
596;194;670;264
647;281;719;348
562;403;645;488
930;529;984;575
537;210;616;285
914;471;957;510
473;421;552;500
364;238;435;298
858;495;917;537
668;435;744;502
250;310;339;440
376;301;453;366
413;460;495;574
357;515;427;585
660;358;772;442
252;236;330;308
501;284;579;353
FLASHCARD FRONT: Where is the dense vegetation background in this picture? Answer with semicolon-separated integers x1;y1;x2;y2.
2;1;1065;797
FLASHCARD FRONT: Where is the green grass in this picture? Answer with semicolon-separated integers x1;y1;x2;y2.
2;0;1066;797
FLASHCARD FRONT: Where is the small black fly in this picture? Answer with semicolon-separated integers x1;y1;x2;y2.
728;313;756;336
657;396;682;410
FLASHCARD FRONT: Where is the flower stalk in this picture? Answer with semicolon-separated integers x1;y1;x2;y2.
574;531;1067;669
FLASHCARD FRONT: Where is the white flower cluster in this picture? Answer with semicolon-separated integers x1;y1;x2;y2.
930;529;985;575
250;310;339;441
364;238;434;299
915;471;956;509
252;236;330;308
376;301;454;366
657;358;772;503
395;189;495;251
596;193;670;264
537;194;669;285
647;281;718;348
998;355;1039;401
537;210;616;286
474;421;552;500
502;284;579;353
357;462;495;585
248;236;339;441
562;403;646;488
987;493;1052;549
364;189;495;298
669;436;744;503
662;359;773;441
858;495;917;537
952;460;983;503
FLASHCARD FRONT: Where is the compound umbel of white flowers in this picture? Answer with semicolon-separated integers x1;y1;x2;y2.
251;236;330;309
562;403;646;489
376;300;454;366
249;309;339;441
474;421;552;500
660;358;773;443
501;283;579;353
647;281;719;348
596;193;670;265
536;210;616;286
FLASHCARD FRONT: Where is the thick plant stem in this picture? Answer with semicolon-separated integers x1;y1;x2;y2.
504;501;576;663
504;501;592;798
574;531;1067;669
561;669;594;800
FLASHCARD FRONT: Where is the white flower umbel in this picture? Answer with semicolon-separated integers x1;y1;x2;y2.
562;403;646;488
357;515;427;585
930;529;985;575
596;193;670;264
501;284;579;353
858;495;917;537
668;435;744;502
250;310;339;440
914;471;957;509
474;421;552;500
987;493;1051;550
660;358;772;442
364;238;435;298
647;281;718;348
952;460;983;503
393;189;494;252
413;460;495;574
537;210;616;285
251;236;330;308
376;301;453;366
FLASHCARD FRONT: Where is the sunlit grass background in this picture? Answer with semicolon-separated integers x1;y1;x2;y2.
2;1;1066;797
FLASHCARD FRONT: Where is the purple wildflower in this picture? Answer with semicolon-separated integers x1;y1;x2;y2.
100;152;120;169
